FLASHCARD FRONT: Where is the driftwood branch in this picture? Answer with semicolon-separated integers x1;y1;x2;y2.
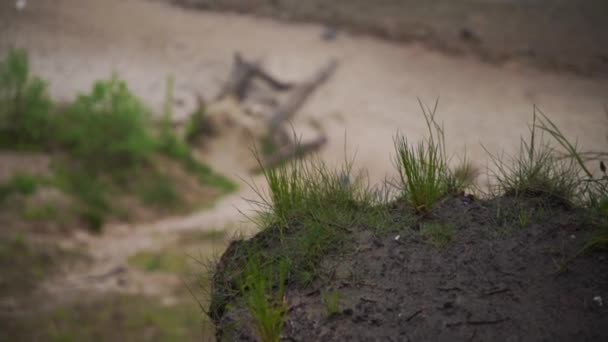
217;53;294;101
201;52;337;171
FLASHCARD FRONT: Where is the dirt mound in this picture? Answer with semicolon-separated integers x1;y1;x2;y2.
210;196;608;341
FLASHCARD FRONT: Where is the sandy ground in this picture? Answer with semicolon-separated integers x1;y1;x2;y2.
2;0;607;182
1;0;608;318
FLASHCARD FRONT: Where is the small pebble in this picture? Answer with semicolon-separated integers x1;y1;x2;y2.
593;296;603;307
570;234;576;239
394;235;400;241
15;0;27;11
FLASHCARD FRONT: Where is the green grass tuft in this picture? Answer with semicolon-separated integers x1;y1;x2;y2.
57;77;157;174
0;49;54;150
0;173;43;203
535;108;608;251
239;257;288;342
394;100;453;212
486;111;579;205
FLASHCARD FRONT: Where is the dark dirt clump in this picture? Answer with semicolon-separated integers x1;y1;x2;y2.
209;195;608;341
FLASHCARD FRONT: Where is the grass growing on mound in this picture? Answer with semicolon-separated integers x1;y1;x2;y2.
486;111;579;205
251;154;382;282
534;109;608;251
239;257;288;342
207;151;398;335
394;100;468;213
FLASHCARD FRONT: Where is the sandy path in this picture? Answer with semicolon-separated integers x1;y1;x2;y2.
1;0;607;296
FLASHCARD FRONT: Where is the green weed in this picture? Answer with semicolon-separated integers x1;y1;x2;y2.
57;77;156;173
486;111;579;205
394;100;451;212
11;174;39;194
240;258;288;342
535;108;608;251
0;49;53;150
0;173;43;203
0;51;235;231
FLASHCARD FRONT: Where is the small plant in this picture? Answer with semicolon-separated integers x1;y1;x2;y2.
535;109;608;251
322;290;341;317
240;258;288;342
394;100;452;213
57;76;157;173
0;49;53;150
395;136;449;212
420;222;455;248
486;111;579;205
0;173;44;204
10;173;40;195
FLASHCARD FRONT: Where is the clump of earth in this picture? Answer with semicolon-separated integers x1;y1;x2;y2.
210;195;608;341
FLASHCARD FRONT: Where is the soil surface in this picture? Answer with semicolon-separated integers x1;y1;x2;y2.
1;0;607;340
1;0;607;185
212;196;608;341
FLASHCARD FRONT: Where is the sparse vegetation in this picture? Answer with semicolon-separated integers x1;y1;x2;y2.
394;101;468;213
0;173;45;203
251;152;386;282
0;49;53;150
2;294;211;341
394;106;449;212
486;112;579;205
0;49;236;231
239;257;288;342
535;109;608;251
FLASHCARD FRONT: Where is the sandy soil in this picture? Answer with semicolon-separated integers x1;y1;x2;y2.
1;0;607;186
1;0;607;336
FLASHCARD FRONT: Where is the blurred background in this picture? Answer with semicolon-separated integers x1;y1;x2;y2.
1;0;607;340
